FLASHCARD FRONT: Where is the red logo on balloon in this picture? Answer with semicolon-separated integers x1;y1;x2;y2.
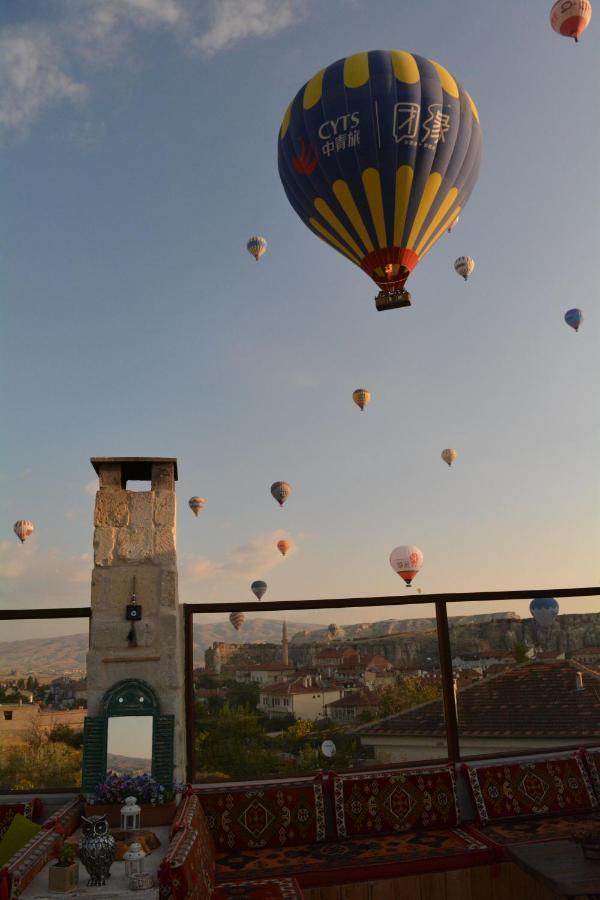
409;552;420;565
292;137;318;175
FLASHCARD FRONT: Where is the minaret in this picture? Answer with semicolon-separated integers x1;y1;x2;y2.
282;620;289;666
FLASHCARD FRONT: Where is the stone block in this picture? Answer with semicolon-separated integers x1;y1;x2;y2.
116;526;153;562
154;491;175;526
95;490;129;527
94;527;116;566
160;569;179;609
152;463;174;491
98;463;122;489
154;526;175;561
129;491;154;527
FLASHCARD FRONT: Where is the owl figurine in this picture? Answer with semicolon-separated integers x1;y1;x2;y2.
79;815;116;886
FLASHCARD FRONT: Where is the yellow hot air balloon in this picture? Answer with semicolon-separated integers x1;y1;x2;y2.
441;448;457;467
352;389;371;411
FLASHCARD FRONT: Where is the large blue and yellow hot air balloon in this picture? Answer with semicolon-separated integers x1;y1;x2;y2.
278;51;482;310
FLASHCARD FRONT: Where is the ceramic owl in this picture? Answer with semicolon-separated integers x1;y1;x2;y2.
79;815;115;886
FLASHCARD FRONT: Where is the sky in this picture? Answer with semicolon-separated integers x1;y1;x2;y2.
1;0;599;644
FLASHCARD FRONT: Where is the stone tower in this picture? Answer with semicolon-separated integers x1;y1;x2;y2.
84;457;186;786
282;620;289;666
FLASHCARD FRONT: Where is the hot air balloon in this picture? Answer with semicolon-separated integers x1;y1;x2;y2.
530;597;559;629
352;389;371;411
230;611;245;631
447;215;460;233
550;0;592;41
188;497;206;517
441;448;457;467
13;520;34;544
565;308;583;332
271;481;292;506
389;545;423;586
278;51;482;311
277;539;291;556
454;256;475;280
251;580;267;600
247;235;268;261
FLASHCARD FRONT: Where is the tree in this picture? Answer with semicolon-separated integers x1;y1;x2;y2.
513;642;529;664
287;719;314;739
195;704;285;778
0;726;82;790
375;677;441;718
47;724;84;750
225;681;259;711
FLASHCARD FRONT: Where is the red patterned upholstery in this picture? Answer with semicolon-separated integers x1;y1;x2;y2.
158;826;212;900
0;827;61;900
41;797;83;837
583;747;600;798
466;810;598;852
0;801;43;841
465;753;597;824
171;792;205;837
213;876;304;900
332;765;459;838
195;778;326;852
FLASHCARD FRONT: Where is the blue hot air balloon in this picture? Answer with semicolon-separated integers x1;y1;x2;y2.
251;580;268;600
278;51;482;311
564;309;583;332
530;597;559;629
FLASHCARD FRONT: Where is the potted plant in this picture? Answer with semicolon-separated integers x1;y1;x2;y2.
48;844;79;893
85;773;185;828
573;823;600;861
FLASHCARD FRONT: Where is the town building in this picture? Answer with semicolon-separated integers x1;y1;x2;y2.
235;662;296;685
258;675;341;720
355;660;600;763
325;690;381;723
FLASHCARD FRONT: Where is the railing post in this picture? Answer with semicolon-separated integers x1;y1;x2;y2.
184;606;195;784
435;600;460;761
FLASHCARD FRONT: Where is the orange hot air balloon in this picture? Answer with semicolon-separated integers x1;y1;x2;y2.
277;539;291;556
550;0;592;41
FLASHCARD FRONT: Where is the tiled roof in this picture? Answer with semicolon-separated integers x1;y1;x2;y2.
356;661;600;739
260;677;338;696
325;691;380;709
239;662;295;671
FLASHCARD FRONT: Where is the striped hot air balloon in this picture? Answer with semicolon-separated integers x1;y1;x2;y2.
454;256;475;280
352;389;371;411
188;497;206;517
278;51;482;311
247;236;268;261
271;481;292;506
564;308;583;332
550;0;592;41
13;520;34;544
229;611;245;631
441;448;457;467
251;580;267;600
277;539;291;556
389;545;423;587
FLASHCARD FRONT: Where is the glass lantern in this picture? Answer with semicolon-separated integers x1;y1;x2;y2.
124;842;146;878
120;796;141;831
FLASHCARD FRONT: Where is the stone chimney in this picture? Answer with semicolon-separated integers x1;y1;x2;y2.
86;457;186;783
282;620;289;666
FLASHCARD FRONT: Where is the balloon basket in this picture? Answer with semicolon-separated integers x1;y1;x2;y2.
375;289;411;311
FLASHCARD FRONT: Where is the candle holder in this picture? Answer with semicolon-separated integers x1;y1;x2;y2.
120;797;141;832
124;842;146;879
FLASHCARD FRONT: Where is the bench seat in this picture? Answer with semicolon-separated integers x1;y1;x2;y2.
466;810;598;854
213;876;304;900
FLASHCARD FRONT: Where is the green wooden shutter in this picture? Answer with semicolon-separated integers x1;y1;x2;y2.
151;715;174;788
82;716;107;792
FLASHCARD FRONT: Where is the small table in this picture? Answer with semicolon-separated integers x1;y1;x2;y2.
507;840;600;899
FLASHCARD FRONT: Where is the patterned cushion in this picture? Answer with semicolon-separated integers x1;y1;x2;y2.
0;827;61;900
171;792;205;837
213;877;304;900
195;778;326;851
333;765;459;838
0;801;43;842
158;826;211;900
466;753;597;824
467;810;598;849
42;797;83;837
583;747;600;798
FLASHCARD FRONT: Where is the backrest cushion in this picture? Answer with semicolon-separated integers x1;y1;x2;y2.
158;827;211;900
583;748;600;799
0;800;43;841
0;814;42;867
465;753;597;824
333;765;459;838
195;776;326;851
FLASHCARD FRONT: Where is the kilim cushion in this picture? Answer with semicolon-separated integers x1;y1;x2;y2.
158;826;211;900
0;801;42;842
195;777;326;851
465;754;597;824
213;877;304;900
583;748;600;799
333;765;459;838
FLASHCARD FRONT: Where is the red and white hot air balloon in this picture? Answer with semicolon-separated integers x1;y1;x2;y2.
229;611;245;631
389;545;423;587
277;539;291;556
13;520;34;544
188;497;206;517
550;0;592;41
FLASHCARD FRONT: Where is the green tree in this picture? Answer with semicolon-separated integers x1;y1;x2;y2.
225;681;259;711
287;719;314;739
195;704;285;779
376;677;441;718
0;727;82;790
47;724;84;750
513;642;529;664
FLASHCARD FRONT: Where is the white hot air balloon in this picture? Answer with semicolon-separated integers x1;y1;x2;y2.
389;545;423;587
454;256;475;280
441;448;457;467
188;497;206;517
14;520;34;544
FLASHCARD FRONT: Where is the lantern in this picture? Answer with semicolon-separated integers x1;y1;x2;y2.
120;797;141;832
124;842;146;879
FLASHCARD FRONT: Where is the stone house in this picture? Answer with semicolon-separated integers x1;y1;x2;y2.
258;676;340;720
